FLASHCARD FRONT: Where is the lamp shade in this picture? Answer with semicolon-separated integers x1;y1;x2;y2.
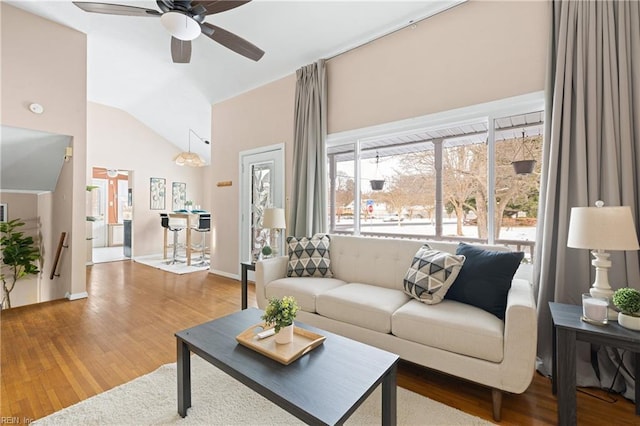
262;208;286;229
175;151;205;167
567;205;640;250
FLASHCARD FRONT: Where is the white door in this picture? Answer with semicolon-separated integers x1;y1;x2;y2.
239;144;285;264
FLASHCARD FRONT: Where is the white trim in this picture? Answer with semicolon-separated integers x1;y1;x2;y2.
327;1;467;61
209;269;238;281
65;291;88;301
327;91;545;146
238;144;285;264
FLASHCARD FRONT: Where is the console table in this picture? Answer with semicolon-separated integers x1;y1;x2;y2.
549;302;640;425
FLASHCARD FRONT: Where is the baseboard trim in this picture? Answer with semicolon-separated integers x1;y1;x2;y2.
65;291;88;301
210;269;239;281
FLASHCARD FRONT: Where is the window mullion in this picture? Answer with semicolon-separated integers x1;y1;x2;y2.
434;138;443;239
354;141;361;235
487;116;496;244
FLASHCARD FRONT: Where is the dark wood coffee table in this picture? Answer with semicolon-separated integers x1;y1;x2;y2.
175;308;399;425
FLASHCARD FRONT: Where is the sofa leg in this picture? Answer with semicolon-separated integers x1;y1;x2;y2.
491;388;502;421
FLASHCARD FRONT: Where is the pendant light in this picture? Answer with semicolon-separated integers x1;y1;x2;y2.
175;129;209;167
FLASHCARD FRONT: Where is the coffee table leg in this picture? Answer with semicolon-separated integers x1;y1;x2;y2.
382;363;397;426
177;338;191;417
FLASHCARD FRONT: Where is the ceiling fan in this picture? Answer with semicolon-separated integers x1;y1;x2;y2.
72;0;264;63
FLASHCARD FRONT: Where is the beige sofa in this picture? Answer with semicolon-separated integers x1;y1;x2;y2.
255;235;537;421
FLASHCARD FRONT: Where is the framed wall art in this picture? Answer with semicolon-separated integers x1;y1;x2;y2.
150;177;166;210
172;182;186;211
0;203;7;222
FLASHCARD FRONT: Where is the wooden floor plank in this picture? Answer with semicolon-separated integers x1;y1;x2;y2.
1;260;637;424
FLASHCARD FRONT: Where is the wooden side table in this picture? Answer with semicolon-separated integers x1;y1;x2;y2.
240;261;255;310
549;302;640;425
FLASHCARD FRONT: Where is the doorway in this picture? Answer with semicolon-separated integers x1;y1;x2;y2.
89;167;133;263
239;144;285;264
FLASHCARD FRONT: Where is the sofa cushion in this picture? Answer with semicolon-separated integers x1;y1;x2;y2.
265;277;346;313
392;299;505;362
403;244;465;304
316;283;410;333
286;234;333;278
445;243;524;320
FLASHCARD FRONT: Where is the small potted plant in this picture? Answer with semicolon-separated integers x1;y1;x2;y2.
612;287;640;331
261;245;273;259
261;296;299;344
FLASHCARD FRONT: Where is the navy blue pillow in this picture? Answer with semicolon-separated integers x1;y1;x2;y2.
445;243;524;320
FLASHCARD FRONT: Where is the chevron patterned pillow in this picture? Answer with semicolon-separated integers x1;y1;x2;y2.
403;244;465;304
286;234;333;278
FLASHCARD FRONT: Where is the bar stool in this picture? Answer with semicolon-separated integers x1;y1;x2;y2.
192;213;210;266
160;213;184;265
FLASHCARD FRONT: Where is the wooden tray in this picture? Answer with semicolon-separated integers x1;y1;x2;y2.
236;323;326;365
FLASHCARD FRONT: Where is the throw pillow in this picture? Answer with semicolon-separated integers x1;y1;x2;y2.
445;243;524;320
403;244;466;304
286;233;333;278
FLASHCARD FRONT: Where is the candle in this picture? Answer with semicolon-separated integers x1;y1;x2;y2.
582;295;608;323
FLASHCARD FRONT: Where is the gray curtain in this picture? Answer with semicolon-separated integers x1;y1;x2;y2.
289;59;328;236
535;0;640;400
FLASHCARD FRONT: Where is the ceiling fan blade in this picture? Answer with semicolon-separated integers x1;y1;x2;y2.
201;23;264;61
191;1;251;15
72;2;161;17
171;37;192;63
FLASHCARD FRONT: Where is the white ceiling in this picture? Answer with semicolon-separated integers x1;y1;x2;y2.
7;0;465;164
1;126;71;192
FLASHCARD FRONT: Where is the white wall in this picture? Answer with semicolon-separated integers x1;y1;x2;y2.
210;0;550;278
1;3;87;305
87;102;208;257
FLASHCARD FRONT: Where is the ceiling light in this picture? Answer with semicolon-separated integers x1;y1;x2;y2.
175;129;208;167
161;12;201;41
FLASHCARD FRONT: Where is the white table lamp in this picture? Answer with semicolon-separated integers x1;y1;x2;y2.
567;201;640;300
262;208;286;256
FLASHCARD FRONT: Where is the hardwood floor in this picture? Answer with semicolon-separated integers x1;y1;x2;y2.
1;260;637;424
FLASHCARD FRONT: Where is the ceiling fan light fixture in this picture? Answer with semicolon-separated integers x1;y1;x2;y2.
161;11;200;41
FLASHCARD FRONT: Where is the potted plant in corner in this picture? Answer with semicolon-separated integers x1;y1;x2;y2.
261;296;299;344
612;287;640;331
0;219;41;309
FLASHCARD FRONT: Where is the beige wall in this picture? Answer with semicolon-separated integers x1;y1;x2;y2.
1;4;87;304
327;0;549;133
210;0;549;277
87;102;207;257
211;75;296;276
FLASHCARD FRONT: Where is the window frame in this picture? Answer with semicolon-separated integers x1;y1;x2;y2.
326;91;544;249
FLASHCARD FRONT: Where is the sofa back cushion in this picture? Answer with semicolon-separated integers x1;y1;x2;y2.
329;235;514;291
329;235;425;290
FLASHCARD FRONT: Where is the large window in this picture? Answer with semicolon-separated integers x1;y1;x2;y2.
327;95;544;261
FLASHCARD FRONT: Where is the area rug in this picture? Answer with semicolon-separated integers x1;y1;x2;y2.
134;255;209;275
33;356;493;425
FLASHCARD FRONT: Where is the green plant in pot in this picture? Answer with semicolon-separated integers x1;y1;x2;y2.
612;287;640;331
261;296;299;344
0;219;41;309
261;245;272;259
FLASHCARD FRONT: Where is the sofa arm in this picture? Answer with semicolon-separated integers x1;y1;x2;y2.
501;278;538;393
255;256;288;309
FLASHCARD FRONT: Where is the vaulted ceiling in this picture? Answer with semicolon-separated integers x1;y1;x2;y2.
7;1;465;164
